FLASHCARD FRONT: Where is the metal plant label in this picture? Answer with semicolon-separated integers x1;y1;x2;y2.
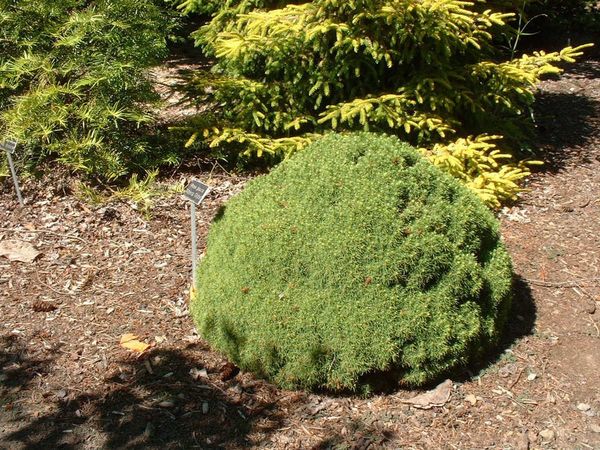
184;179;211;288
0;140;17;154
1;139;23;206
184;179;211;205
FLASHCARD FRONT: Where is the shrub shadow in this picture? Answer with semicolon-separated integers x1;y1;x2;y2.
308;418;398;450
3;348;284;449
532;89;599;173
0;334;55;393
565;59;600;79
518;30;600;58
455;274;537;383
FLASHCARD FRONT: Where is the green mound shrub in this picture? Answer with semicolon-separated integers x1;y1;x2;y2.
191;133;514;391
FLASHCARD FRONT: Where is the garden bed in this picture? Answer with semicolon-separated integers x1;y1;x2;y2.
0;60;599;449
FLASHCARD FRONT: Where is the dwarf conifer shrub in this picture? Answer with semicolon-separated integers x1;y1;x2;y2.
183;0;590;207
191;133;513;391
0;0;172;179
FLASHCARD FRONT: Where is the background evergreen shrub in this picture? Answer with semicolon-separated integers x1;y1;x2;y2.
524;0;600;34
0;0;174;180
183;0;590;207
191;133;514;391
485;0;600;50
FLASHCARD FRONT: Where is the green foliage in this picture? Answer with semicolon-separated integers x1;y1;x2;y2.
191;133;514;391
75;169;181;217
189;0;291;51
169;0;259;16
486;0;600;56
524;0;600;32
423;135;541;208
485;0;534;12
185;0;590;207
0;0;171;180
0;158;8;178
487;0;600;49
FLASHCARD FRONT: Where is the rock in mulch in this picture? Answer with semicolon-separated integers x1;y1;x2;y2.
400;379;453;410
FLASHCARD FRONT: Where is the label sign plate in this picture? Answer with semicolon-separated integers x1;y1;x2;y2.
184;179;210;205
1;140;17;154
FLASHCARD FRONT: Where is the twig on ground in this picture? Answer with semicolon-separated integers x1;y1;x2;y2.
526;277;600;288
35;272;78;296
0;227;88;244
509;366;525;389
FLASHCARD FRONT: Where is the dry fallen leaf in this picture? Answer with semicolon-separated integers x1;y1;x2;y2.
119;334;151;354
464;394;478;406
400;379;453;409
0;240;41;263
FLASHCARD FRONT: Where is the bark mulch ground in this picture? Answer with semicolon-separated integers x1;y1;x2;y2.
1;59;599;449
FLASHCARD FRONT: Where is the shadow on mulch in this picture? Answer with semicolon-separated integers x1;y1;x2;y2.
309;419;398;450
566;59;600;79
502;275;537;347
0;335;56;393
533;90;600;172
3;348;284;450
457;274;537;383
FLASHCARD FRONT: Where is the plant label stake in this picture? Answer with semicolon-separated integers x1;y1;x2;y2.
183;179;211;289
1;139;23;206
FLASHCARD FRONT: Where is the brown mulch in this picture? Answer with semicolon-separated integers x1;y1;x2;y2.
1;60;600;449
